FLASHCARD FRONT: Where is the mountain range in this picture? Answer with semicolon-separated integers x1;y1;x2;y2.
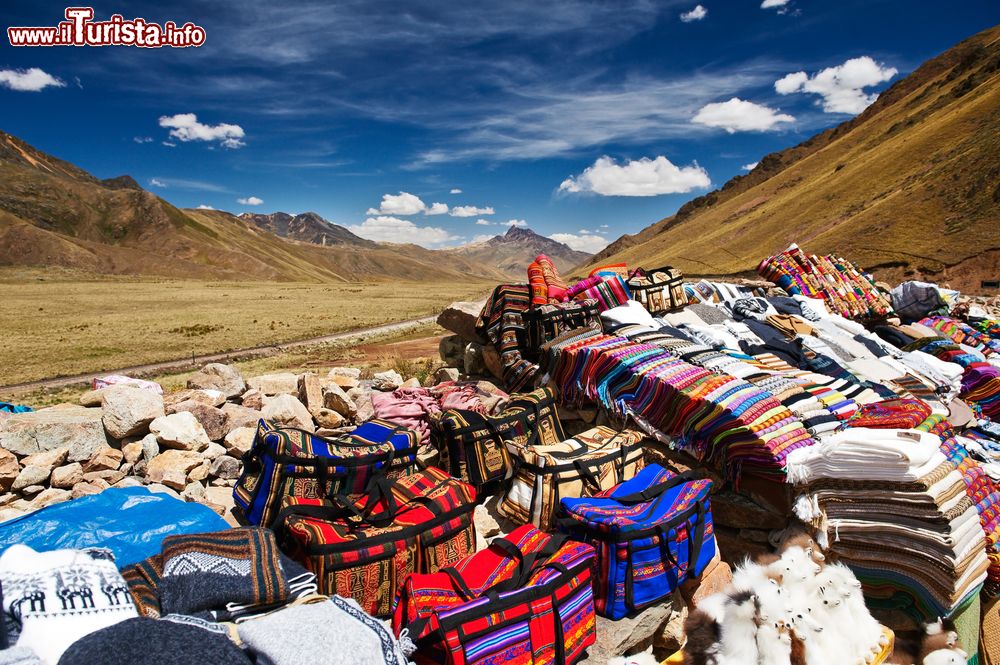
0;130;589;282
446;226;592;275
589;25;1000;292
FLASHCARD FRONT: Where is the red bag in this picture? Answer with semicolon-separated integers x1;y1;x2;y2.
392;525;597;665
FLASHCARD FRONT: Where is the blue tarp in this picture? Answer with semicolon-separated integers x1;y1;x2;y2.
0;487;228;567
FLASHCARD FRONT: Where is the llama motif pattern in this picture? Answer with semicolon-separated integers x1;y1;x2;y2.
0;544;138;664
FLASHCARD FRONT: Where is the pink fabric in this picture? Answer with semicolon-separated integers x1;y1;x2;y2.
370;387;441;444
566;275;603;300
431;381;509;415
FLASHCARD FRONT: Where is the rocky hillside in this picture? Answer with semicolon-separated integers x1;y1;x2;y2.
239;211;375;248
448;226;592;275
0;130;506;283
590;25;1000;292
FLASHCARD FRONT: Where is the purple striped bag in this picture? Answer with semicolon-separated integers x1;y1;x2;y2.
576;275;632;312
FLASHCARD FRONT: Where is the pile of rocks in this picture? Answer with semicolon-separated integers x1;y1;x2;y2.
436;300;502;382
0;362;418;523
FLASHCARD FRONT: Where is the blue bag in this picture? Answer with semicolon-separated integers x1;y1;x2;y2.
558;464;716;619
0;487;227;567
232;418;419;528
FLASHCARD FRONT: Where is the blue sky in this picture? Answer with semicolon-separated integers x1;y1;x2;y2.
1;1;997;252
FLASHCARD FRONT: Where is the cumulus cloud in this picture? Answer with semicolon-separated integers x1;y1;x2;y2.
133;136;153;144
503;219;528;228
559;155;710;197
475;219;492;226
680;5;707;22
692;98;794;133
367;191;427;215
451;205;495;217
760;0;789;7
348;216;460;248
158;113;246;148
550;232;608;254
196;204;215;209
425;202;449;215
238;196;264;205
0;67;64;92
742;162;759;171
775;56;898;114
149;178;167;188
449;188;462;194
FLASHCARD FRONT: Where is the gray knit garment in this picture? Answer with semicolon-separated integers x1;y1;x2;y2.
237;597;409;665
0;647;40;665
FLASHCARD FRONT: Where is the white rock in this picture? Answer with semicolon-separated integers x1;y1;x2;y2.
186;363;246;399
0;408;108;459
262;394;315;431
371;370;403;392
149;412;211;451
101;385;165;439
247;373;299;396
321;383;357;418
223;427;256;458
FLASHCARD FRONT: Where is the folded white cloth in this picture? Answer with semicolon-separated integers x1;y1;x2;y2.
786;428;945;484
600;300;657;329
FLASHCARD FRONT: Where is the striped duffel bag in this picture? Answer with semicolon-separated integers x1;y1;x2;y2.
392;524;597;665
558;464;716;619
233;418;419;528
276;466;476;617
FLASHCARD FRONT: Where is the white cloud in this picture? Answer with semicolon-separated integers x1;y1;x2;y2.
425;202;449;215
147;177;226;192
149;178;167;188
0;67;64;92
680;5;707;22
133;136;153;144
366;191;427;216
775;56;898;114
348;216;460;248
196;204;215;209
559;155;711;197
760;0;789;7
475;219;492;226
503;219;527;228
550;232;608;254
449;188;462;194
451;205;495;217
741;162;759;171
600;224;610;228
468;234;493;244
692;97;794;133
158;113;246;148
162;141;176;148
238;196;264;205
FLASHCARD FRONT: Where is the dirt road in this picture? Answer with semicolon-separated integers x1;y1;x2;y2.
0;315;437;395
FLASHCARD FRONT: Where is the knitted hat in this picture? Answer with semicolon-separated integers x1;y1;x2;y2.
58;617;252;665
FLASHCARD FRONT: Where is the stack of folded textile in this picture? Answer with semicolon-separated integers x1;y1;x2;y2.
788;426;990;620
757;243;893;320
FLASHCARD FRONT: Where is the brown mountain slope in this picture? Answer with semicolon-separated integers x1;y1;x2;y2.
0;130;505;283
448;226;592;276
590;25;1000;292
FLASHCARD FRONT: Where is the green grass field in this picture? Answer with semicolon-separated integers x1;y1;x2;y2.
0;269;487;386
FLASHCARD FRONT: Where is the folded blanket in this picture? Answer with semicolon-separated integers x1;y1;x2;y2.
158;528;289;616
371;387;441;444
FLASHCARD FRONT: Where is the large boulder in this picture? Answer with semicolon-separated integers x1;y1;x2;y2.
436;300;486;343
186;363;246;399
0;407;109;459
240;389;264;410
101;385;165;439
0;449;19;492
321;383;357;419
262;394;314;431
438;335;465;367
170;402;228;441
50;463;83;489
326;367;360;391
223;426;256;458
148;412;211;451
164;389;226;412
347;385;375;422
12;465;52;492
371;370;403;392
78;389;107;407
146;449;204;487
221;404;263;433
312;408;347;429
20;447;69;474
84;447;124;473
298;373;324;414
247;373;299;396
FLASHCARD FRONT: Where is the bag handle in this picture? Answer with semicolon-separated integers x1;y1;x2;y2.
608;470;704;505
440;532;569;603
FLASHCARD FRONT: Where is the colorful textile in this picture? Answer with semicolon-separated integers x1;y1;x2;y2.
474;284;539;391
559;465;716;619
527;261;548;306
392;525;597;665
574;274;631;312
371;387;442;444
499;425;646;531
535;254;568;303
233;418;419;528
565;275;603;301
279;467;476;617
845;398;933;430
757;243;893;320
627;266;686;315
434;388;565;494
523;300;601;356
157;528;289;616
